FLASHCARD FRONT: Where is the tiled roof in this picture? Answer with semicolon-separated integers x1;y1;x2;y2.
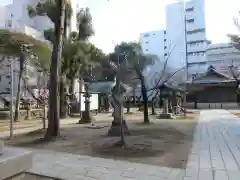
88;81;132;94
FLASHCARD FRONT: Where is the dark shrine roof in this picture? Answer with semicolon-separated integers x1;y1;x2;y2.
190;66;235;85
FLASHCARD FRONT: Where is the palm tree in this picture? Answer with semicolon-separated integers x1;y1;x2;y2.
28;0;73;119
61;7;94;117
0;29;51;122
28;4;95;119
28;0;71;138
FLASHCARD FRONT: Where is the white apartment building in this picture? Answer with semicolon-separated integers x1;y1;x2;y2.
140;30;167;61
2;0;80;36
0;0;87;105
206;43;240;75
166;0;209;76
12;0;80;33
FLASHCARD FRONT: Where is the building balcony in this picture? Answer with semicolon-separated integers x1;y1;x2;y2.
188;54;207;64
185;13;194;21
187;44;207;53
187;32;206;42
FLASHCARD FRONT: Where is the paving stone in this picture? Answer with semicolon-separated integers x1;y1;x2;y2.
214;170;229;180
227;171;240;180
27;110;240;180
198;169;213;180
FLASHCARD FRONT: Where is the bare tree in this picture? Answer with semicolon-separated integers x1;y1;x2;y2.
23;68;49;129
229;62;240;106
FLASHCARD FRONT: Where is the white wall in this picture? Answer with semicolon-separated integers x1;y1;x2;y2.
0;5;13;29
11;0;80;34
140;30;166;61
166;1;186;69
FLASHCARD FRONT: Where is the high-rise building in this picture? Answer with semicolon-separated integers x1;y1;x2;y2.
206;43;240;75
140;30;167;61
166;0;209;76
10;0;80;34
140;0;209;80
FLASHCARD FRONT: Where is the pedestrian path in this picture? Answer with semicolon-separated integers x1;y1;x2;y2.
185;110;240;180
25;110;240;179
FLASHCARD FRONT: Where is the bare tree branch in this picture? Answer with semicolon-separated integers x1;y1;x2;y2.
151;44;177;89
23;70;49;105
147;66;185;92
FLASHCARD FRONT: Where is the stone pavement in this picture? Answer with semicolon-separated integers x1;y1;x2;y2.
24;110;240;179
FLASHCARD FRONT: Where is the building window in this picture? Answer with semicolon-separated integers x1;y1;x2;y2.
164;46;167;49
186;19;194;23
187;40;205;45
153;33;155;35
164;39;166;42
187;28;206;35
164;31;166;34
145;49;148;51
164;53;168;56
187;51;205;56
143;34;149;37
185;7;194;12
145;41;148;44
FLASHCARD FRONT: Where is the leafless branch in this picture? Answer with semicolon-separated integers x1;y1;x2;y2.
23;72;49;105
147;66;185;92
150;44;177;90
229;64;240;81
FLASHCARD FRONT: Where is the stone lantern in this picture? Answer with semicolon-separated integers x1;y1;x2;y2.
158;84;173;119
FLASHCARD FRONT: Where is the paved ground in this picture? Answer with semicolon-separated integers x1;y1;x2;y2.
20;110;240;179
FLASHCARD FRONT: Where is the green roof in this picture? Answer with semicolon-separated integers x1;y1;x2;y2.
88;81;114;93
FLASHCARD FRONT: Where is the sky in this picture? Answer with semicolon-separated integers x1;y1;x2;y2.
1;0;240;53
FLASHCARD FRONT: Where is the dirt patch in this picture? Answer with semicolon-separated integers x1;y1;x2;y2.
3;120;197;169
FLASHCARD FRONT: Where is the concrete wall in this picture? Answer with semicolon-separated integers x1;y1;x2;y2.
185;102;239;109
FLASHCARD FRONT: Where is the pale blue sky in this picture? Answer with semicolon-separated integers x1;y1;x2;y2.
1;0;240;52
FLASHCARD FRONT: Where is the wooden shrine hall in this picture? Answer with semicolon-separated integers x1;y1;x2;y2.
186;66;238;109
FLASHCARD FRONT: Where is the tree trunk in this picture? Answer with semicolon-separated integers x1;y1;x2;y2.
14;55;24;122
236;81;240;107
69;78;75;95
141;79;149;123
43;104;47;129
151;98;156;115
59;76;68;118
45;0;65;139
69;78;75;113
